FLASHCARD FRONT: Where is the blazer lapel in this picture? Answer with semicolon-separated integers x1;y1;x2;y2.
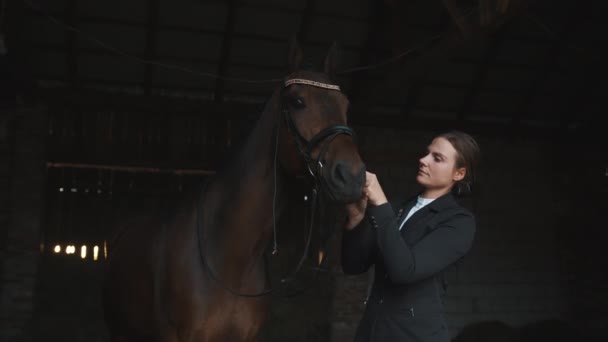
395;197;416;226
399;193;460;242
401;206;434;242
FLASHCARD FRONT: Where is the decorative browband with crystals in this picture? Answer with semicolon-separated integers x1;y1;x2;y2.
284;78;341;91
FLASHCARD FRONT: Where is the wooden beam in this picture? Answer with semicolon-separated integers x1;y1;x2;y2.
143;0;159;96
65;0;78;88
24;10;378;54
348;0;385;102
47;162;216;175
516;5;583;129
350;111;568;140
36;87;263;119
297;0;317;44
34;86;579;140
214;0;238;103
31;42;287;73
379;4;482;124
400;6;454;119
456;26;506;121
443;0;473;38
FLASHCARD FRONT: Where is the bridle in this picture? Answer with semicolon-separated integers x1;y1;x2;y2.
196;76;357;297
281;77;356;183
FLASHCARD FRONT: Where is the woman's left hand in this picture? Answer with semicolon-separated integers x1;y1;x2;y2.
365;171;388;206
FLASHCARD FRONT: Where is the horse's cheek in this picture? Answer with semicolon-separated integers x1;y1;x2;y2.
280;144;304;175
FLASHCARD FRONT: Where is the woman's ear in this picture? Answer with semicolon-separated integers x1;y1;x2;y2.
453;167;466;182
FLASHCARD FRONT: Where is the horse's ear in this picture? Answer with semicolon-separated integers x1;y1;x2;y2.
324;42;341;79
287;35;303;73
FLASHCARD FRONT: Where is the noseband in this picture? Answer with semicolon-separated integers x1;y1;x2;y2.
281;78;356;182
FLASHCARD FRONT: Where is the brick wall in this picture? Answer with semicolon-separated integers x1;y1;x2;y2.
0;107;47;342
329;126;581;341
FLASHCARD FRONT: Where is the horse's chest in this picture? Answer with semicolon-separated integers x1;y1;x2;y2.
197;297;268;341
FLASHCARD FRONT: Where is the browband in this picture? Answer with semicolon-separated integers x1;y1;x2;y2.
284;78;341;91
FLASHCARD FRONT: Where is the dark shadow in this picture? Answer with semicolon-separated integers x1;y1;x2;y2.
518;319;583;342
453;320;517;342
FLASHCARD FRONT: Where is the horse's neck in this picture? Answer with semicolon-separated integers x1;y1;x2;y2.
205;93;285;269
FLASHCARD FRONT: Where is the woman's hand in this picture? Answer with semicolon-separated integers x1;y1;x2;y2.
343;171;387;230
364;171;388;206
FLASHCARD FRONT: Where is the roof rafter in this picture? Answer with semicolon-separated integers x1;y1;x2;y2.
143;0;159;96
400;6;454;119
456;25;507;121
65;0;78;88
516;5;584;128
214;0;238;103
348;0;385;102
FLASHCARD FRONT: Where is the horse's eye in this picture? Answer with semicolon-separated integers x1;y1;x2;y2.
288;96;305;109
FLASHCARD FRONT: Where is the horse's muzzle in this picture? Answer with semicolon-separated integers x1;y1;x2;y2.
322;161;366;203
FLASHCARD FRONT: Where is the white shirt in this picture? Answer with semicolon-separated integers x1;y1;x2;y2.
398;196;435;231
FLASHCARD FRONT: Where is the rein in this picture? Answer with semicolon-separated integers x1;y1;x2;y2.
196;77;355;297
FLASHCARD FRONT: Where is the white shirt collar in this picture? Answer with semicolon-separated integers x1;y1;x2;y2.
416;196;435;207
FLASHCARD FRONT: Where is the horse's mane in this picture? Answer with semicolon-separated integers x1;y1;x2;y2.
214;89;280;185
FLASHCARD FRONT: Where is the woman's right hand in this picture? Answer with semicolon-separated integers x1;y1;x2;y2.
344;194;368;230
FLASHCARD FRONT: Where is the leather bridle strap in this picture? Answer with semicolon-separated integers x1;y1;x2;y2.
196;77;357;298
284;78;341;91
282;78;356;180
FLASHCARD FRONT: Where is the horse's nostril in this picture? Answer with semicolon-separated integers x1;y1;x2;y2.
333;162;349;184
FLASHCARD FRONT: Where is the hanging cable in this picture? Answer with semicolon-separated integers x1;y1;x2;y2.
19;0;485;82
21;0;594;83
21;0;284;84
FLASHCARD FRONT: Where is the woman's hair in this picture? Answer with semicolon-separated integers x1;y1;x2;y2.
437;130;480;196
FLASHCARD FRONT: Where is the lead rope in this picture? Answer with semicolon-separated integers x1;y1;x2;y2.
272;106;281;255
272;106;319;283
280;186;318;284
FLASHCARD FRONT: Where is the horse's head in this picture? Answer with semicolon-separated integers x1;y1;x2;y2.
277;38;365;204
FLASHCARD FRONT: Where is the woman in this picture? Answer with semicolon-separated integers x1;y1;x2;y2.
342;131;480;342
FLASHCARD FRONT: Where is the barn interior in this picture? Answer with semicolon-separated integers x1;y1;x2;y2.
1;0;607;341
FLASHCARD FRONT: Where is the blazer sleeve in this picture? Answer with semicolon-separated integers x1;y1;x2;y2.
341;215;377;275
368;202;475;284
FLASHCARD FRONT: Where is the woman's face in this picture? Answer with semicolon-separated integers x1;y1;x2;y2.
416;137;465;191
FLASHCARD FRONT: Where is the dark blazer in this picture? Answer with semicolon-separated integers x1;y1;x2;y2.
341;192;476;342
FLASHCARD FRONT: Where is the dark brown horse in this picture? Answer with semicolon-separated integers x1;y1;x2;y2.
102;39;366;341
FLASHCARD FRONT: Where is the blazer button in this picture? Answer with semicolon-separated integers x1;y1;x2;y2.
379;299;383;304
